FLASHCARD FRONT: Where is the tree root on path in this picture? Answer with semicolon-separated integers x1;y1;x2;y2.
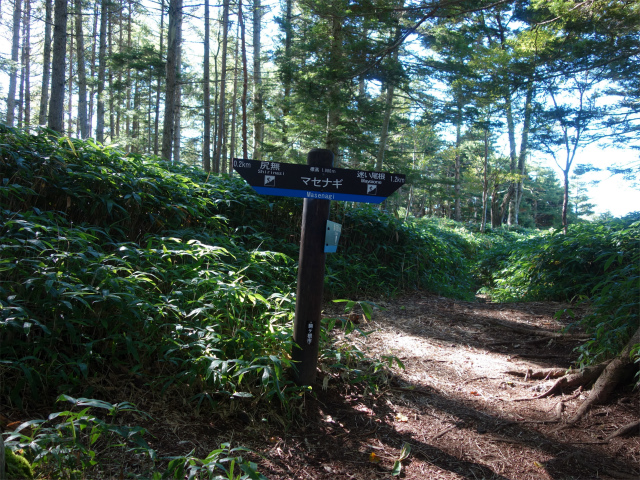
511;364;606;401
605;420;640;441
506;367;568;380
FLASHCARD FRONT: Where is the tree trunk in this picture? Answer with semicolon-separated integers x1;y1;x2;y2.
229;19;239;163
38;0;52;125
214;0;229;173
376;46;398;172
172;20;182;165
161;0;182;162
252;0;263;160
47;0;67;133
74;0;88;139
87;0;98;137
96;0;108;143
454;104;462;222
325;12;343;159
67;12;74;135
481;126;489;233
280;0;292;147
239;0;249;160
20;0;31;127
108;15;114;139
154;0;165;155
568;326;640;424
514;83;534;224
6;0;22;126
202;0;211;171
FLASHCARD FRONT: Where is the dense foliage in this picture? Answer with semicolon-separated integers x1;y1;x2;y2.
480;217;640;367
1;126;637;478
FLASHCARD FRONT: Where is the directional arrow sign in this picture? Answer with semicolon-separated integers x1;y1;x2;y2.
232;158;405;204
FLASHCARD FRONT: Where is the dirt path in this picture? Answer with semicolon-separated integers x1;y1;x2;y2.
148;294;639;480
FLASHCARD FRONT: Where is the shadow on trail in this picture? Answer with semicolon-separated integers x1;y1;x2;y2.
307;296;638;479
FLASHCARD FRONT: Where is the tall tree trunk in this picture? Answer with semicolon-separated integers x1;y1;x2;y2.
280;0;292;146
87;0;98;137
161;0;182;161
239;0;248;160
76;0;89;138
454;103;462;222
500;92;517;225
481;125;489;233
125;0;133;151
96;0;108;142
48;0;67;133
108;14;114;139
172;19;182;165
6;0;22;126
514;82;534;224
325;12;343;159
214;0;229;173
202;0;211;171
19;0;30;127
375;47;398;172
229;20;239;163
67;13;74;135
251;0;263;160
154;0;165;155
38;0;52;125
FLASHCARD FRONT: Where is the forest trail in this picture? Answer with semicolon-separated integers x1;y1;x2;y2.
147;295;639;480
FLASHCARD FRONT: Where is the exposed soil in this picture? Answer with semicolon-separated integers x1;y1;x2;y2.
139;294;639;480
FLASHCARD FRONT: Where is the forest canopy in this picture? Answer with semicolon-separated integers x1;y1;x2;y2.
0;0;639;231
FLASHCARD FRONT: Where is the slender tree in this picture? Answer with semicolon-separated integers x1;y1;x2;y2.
202;0;211;171
252;0;263;159
48;0;68;133
96;0;108;142
213;0;229;172
161;0;182;161
154;0;165;155
74;0;87;137
6;0;22;126
38;0;53;125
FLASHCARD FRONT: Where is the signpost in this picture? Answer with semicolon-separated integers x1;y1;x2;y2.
233;150;405;385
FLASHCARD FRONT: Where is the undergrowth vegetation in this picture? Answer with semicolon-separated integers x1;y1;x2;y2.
480;217;640;368
1;125;637;478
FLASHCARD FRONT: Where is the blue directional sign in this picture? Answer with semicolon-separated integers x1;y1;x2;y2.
232;158;405;204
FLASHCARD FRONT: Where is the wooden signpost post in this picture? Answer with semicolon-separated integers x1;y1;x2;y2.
233;149;405;385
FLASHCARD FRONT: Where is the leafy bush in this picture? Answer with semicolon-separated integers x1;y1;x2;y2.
480;220;639;366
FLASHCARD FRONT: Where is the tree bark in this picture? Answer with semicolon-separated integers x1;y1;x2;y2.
568;326;640;424
154;0;165;155
48;0;67;133
202;0;211;171
481;125;489;233
513;83;534;224
376;46;398;172
96;0;108;142
76;0;89;138
172;19;182;165
161;0;182;162
229;18;239;162
38;0;52;125
213;0;229;173
454;103;462;222
325;12;343;159
67;11;74;135
240;0;249;160
87;0;98;137
6;0;22;126
280;0;292;147
252;0;263;160
19;0;31;127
